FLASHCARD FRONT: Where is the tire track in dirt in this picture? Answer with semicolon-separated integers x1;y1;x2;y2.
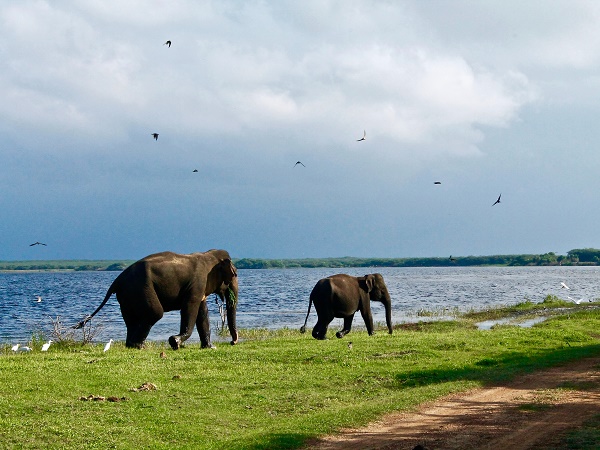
304;356;600;450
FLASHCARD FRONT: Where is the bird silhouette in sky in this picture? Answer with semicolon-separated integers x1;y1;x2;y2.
294;161;306;167
164;40;171;47
151;133;159;140
357;130;366;141
492;194;501;206
192;169;198;173
29;242;47;246
434;181;441;185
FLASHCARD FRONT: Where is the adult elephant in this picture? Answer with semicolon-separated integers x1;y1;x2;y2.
300;273;393;340
74;249;238;350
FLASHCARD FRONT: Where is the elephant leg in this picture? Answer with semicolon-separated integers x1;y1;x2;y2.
359;305;375;335
120;297;163;349
336;315;355;338
125;321;154;349
169;299;201;350
195;300;214;349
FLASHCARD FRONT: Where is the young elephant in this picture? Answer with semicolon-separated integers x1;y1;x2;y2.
74;249;238;350
300;273;393;340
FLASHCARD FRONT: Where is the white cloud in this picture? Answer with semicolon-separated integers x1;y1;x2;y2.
0;0;537;159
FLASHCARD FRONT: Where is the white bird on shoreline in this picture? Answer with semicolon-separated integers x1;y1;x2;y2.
11;344;19;352
41;340;52;351
104;339;113;352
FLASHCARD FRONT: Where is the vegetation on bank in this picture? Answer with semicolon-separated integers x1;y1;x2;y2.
2;248;600;271
1;302;599;449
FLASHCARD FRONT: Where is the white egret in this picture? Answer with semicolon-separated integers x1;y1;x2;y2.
567;296;588;304
11;344;19;352
18;346;32;352
41;340;52;351
103;339;113;352
36;296;42;303
560;282;570;290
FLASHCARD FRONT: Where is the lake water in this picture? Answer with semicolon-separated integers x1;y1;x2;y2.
1;266;599;344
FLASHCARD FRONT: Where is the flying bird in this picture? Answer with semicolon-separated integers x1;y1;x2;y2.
36;296;42;303
294;161;306;167
29;242;47;246
11;344;19;352
560;282;570;290
357;130;366;141
192;169;198;173
164;40;171;47
492;194;501;206
103;339;113;352
151;133;159;141
41;340;52;352
434;181;441;185
566;296;584;304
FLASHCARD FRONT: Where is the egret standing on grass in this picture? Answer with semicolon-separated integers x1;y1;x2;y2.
18;346;32;352
104;339;113;352
11;344;19;352
41;340;52;351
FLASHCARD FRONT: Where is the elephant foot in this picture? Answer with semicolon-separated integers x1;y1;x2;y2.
299;325;306;334
125;341;145;349
168;336;181;350
336;331;347;339
200;342;216;349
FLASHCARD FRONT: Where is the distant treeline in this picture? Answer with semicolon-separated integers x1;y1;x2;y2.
0;260;135;272
1;248;600;271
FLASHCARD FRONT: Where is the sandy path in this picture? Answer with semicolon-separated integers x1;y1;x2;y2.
304;356;600;450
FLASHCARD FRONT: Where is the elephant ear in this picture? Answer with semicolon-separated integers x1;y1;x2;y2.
220;258;237;285
359;275;375;293
365;275;375;292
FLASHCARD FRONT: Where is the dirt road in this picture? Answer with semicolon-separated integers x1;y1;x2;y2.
305;356;600;449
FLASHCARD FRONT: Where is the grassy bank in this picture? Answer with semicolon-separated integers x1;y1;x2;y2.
1;306;599;449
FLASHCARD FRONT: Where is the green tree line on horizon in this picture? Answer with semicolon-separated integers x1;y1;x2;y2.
1;248;599;271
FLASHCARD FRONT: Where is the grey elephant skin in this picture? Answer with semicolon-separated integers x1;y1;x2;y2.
300;273;393;339
74;249;238;350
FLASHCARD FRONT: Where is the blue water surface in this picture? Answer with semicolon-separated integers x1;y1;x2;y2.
1;266;598;344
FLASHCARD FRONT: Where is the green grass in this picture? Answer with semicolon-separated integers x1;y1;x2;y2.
1;308;600;449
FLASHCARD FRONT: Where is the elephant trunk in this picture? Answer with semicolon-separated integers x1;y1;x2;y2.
383;296;393;334
226;279;239;345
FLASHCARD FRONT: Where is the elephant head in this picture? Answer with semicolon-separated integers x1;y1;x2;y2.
360;273;393;334
212;257;239;345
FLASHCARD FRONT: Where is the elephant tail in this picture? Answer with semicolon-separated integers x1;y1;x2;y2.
300;296;313;333
72;283;116;329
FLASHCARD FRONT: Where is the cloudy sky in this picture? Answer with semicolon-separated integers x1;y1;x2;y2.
2;0;600;261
